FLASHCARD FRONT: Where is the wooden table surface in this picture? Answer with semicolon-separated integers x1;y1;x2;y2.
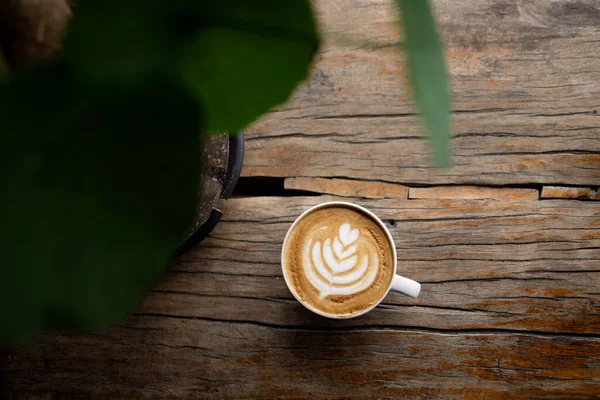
2;0;600;398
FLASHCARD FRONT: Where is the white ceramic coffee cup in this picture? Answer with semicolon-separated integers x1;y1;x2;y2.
281;201;421;319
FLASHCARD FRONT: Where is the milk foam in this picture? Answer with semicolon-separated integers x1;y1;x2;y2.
302;223;379;297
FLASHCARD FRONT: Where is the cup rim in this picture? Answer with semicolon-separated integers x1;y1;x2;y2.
281;201;398;319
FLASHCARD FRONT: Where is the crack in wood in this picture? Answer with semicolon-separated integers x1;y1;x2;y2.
378;303;520;316
233;177;600;201
129;312;600;339
167;269;281;279
150;289;294;304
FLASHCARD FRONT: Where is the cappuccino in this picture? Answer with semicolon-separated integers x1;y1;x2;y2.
282;204;395;318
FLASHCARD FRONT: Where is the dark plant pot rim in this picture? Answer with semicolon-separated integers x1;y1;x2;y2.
173;133;244;257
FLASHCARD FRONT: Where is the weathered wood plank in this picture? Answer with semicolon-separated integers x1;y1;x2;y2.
541;186;599;200
243;0;600;185
1;195;599;398
2;318;599;399
409;186;539;201
285;177;408;198
159;196;600;335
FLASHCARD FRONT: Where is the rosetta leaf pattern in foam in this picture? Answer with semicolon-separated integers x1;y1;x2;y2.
304;223;377;298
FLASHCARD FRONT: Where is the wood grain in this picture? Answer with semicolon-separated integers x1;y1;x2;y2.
541;186;599;200
285;177;408;198
162;196;600;334
243;0;600;185
2;195;599;398
409;186;539;201
1;318;598;399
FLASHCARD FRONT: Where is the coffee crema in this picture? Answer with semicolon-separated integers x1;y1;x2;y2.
282;205;395;317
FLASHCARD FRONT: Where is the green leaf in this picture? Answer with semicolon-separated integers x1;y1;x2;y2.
0;55;8;83
178;1;319;133
62;1;174;83
396;0;451;167
61;0;319;134
0;0;319;342
0;65;202;343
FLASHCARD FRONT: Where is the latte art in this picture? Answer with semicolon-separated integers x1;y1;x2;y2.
304;223;379;298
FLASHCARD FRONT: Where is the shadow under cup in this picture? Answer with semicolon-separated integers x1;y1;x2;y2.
281;201;421;319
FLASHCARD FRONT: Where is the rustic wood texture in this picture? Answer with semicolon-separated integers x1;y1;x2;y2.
2;196;599;398
541;186;599;200
408;186;539;201
285;177;409;199
2;0;600;398
243;0;600;185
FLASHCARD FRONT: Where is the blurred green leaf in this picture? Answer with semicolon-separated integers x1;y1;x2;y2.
0;55;8;83
0;0;319;342
63;1;174;83
396;0;451;167
0;65;202;342
178;1;319;133
62;0;319;135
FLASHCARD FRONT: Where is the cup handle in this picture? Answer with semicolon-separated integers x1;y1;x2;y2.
391;275;421;298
